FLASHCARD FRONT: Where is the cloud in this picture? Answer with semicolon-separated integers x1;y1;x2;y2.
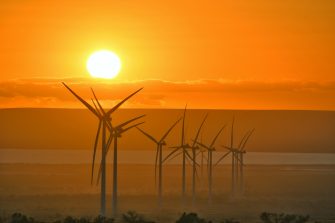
0;78;335;110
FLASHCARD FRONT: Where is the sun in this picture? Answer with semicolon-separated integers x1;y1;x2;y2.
87;50;121;79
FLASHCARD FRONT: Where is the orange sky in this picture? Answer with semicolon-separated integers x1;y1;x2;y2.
0;0;334;110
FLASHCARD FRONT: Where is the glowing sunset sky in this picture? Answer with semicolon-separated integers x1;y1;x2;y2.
0;0;334;109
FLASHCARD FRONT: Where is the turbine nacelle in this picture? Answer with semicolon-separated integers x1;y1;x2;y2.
191;145;201;150
159;141;167;146
136;117;181;201
112;129;123;137
183;143;192;149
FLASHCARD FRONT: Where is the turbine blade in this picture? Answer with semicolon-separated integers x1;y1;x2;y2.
104;130;114;156
91;99;103;117
231;117;235;148
185;154;192;165
237;129;250;151
190;150;199;168
159;117;182;143
203;153;209;162
137;127;158;143
222;145;233;151
185;149;196;164
209;124;226;148
167;151;183;163
181;104;187;146
103;118;113;133
154;145;159;186
194;141;210;150
222;145;229;149
214;151;231;166
234;152;242;163
240;128;255;151
169;146;181;148
162;147;181;163
96;158;103;185
207;151;210;174
96;137;114;186
91;120;102;184
193;157;200;177
116;115;146;129
193;151;201;169
192;113;208;147
91;88;107;116
121;121;145;133
62;82;100;118
106;88;143;116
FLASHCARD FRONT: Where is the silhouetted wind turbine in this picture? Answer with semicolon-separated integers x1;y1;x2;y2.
230;118;236;195
189;113;208;204
109;116;145;216
215;119;254;196
136;117;181;205
62;82;142;216
92;93;145;217
163;105;193;200
196;136;208;179
237;129;254;193
195;124;225;203
63;83;109;216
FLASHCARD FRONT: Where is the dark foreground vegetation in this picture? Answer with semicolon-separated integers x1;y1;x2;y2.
0;212;315;223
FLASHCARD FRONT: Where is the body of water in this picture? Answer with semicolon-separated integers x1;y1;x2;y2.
1;149;335;164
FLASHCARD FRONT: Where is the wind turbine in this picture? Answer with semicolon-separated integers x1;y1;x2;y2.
163;105;193;200
236;129;254;194
136;117;181;205
231;118;236;195
92;93;145;217
62;82;142;216
194;124;226;203
109;116;145;216
189;113;208;204
196;132;208;179
215;118;254;196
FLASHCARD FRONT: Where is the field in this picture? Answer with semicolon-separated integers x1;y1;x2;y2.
0;164;335;222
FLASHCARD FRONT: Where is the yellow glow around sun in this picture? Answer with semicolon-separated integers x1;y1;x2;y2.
87;50;121;79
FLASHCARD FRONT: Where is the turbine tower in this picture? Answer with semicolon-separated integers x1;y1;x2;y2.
215;119;254;196
109;116;145;216
62;82;142;216
195;124;226;203
136;117;181;205
189;113;208;204
163;105;193;200
234;128;254;194
92;93;145;217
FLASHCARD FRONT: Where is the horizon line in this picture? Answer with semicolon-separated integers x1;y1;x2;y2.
1;107;335;112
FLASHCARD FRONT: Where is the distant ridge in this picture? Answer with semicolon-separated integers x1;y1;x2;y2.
1;108;335;153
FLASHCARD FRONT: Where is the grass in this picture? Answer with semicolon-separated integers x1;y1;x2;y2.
0;212;316;223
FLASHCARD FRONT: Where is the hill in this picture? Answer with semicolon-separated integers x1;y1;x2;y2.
0;108;334;153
